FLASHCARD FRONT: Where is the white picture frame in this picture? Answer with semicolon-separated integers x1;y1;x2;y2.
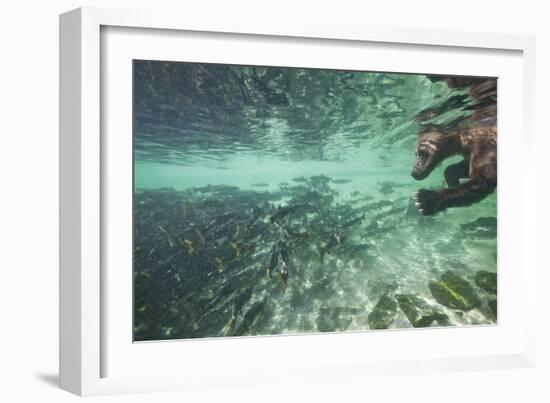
59;6;537;396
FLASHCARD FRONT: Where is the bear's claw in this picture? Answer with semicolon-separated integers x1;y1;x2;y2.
414;189;443;215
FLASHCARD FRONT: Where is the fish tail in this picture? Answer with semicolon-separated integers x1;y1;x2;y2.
229;305;237;329
214;257;224;272
318;247;326;263
230;242;241;257
277;272;289;291
195;228;206;243
183;239;195;254
158;225;175;248
224;316;236;336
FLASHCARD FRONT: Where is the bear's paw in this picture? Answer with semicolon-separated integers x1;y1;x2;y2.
414;189;444;215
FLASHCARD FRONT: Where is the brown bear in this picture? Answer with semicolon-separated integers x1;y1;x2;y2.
411;124;497;215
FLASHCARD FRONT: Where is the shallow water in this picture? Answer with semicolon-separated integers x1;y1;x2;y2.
133;61;497;341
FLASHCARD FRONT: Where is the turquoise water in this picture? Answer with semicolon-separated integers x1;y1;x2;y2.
133;61;497;341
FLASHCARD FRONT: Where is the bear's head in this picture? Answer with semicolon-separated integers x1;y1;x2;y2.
411;126;448;180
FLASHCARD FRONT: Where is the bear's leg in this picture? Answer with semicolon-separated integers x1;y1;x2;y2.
414;176;496;215
444;160;468;187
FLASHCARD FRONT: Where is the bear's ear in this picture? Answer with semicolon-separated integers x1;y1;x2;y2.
419;124;441;134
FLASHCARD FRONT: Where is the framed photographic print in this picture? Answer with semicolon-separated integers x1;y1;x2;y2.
60;7;537;396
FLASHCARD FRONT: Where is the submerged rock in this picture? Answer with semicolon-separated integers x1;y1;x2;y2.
415;313;450;327
395;294;449;328
460;217;497;239
368;295;397;329
475;271;497;295
428;271;481;311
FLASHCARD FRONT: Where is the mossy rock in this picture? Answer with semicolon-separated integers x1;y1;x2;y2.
460;217;497;239
488;299;497;316
395;294;449;328
415;313;450;327
395;294;422;325
429;271;481;311
475;271;497;295
368;295;397;330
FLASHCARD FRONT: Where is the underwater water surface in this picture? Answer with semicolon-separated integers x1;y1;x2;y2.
133;61;497;341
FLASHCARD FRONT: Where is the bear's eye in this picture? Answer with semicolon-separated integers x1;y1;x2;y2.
418;149;429;159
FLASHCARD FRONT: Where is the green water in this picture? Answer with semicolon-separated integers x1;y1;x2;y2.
133;61;497;341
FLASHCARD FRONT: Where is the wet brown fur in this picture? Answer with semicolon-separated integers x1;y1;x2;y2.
411;76;497;215
412;125;497;215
